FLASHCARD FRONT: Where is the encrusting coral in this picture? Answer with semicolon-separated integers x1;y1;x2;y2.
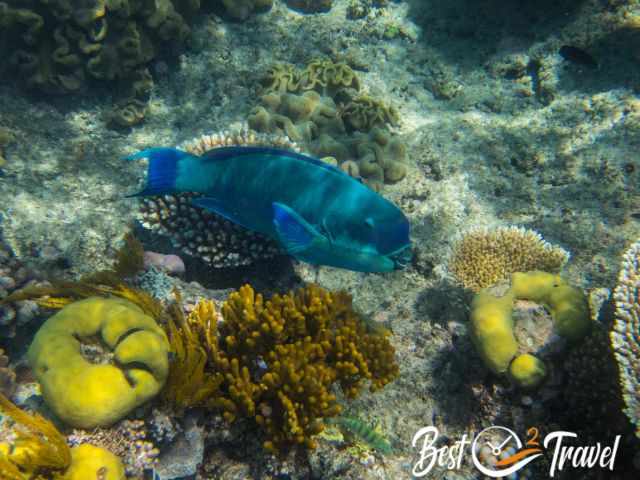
27;296;170;428
611;239;640;438
449;226;570;292
162;284;399;452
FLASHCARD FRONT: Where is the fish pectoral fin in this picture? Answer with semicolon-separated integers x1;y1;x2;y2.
191;197;251;230
272;202;321;255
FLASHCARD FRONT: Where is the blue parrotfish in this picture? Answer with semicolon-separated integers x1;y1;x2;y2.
126;146;412;272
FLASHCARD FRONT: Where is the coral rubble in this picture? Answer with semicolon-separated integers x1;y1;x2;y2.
612;239;640;438
449;226;570;292
163;284;399;452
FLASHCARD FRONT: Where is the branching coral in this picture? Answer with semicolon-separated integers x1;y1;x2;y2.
612;239;640;438
449;226;570;292
163;284;399;452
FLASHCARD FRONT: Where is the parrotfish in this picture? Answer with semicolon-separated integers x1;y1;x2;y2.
126;146;412;272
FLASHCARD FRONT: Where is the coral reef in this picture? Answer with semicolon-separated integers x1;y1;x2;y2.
138;130;288;269
28;296;169;428
0;392;71;479
0;348;15;398
470;271;591;388
0;240;41;338
250;59;407;188
612;239;640;438
67;419;159;476
163;284;399;452
449;226;570;292
0;0;197;106
285;0;333;14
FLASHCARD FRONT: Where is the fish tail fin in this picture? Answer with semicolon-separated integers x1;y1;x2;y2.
125;147;196;197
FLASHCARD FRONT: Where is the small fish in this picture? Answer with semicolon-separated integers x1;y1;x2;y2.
559;45;598;69
126;146;412;273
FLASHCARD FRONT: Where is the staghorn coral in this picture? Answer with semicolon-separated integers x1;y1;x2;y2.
0;349;16;398
449;226;570;292
67;419;159;476
0;392;71;479
0;240;41;338
138;129;288;269
163;284;399;452
611;239;640;438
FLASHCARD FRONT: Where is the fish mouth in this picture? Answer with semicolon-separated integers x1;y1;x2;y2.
387;244;413;270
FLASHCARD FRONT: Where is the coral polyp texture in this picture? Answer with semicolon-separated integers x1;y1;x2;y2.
449;226;570;292
250;59;407;188
611;239;640;438
0;240;41;338
138;130;289;268
163;284;399;452
67;419;159;476
27;296;170;428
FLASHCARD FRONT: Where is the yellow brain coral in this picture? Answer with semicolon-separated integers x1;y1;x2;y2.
449;226;570;292
28;296;169;428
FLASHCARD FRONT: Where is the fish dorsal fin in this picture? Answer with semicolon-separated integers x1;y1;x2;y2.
191;197;252;231
272;202;321;254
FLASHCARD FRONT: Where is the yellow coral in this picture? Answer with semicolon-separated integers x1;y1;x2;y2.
163;284;399;452
0;392;71;479
62;444;125;480
28;297;169;428
449;226;570;292
470;271;591;388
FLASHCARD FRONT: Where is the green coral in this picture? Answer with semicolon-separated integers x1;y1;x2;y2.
163;284;399;453
341;94;399;132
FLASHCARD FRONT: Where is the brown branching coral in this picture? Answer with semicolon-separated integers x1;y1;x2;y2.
448;226;570;292
163;284;399;452
0;393;71;479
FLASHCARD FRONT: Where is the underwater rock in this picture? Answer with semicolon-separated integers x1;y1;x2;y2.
0;348;16;398
154;413;205;480
285;0;333;14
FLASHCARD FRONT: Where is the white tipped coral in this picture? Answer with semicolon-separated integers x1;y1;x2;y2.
448;226;570;292
611;239;640;438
